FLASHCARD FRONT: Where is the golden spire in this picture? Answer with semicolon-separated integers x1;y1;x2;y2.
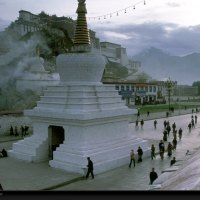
73;0;91;51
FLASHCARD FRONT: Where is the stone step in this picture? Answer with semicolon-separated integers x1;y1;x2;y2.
43;90;119;97
40;96;122;104
36;101;126;110
8;150;34;162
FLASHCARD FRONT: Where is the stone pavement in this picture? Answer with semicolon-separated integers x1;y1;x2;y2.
0;108;200;191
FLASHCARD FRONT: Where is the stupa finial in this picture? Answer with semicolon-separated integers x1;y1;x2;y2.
73;0;91;52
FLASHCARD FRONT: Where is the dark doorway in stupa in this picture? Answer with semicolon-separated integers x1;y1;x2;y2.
48;126;65;160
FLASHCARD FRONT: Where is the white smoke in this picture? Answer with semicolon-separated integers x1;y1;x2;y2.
0;31;51;87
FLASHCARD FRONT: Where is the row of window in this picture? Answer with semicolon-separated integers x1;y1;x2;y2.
115;85;157;93
23;24;40;32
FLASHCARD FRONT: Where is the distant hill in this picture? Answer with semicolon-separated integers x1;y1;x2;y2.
132;47;200;85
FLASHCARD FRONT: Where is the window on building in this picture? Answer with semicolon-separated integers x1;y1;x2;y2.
149;86;152;92
121;85;124;91
153;86;156;92
131;86;135;92
136;86;139;91
145;86;148;92
126;85;130;91
115;85;119;90
131;97;135;102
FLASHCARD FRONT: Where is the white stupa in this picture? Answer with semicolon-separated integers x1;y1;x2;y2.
8;0;150;175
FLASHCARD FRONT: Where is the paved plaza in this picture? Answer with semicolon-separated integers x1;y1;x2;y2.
0;109;200;191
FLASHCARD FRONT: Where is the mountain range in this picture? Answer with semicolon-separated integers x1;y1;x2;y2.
132;47;200;86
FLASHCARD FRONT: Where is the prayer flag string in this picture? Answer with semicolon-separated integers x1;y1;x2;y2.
87;0;146;21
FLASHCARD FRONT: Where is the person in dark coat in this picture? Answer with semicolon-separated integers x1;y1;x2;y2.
195;115;198;124
163;129;168;142
166;125;171;136
172;122;176;131
191;119;195;128
159;140;165;160
10;126;14;136
172;138;177;150
135;120;139;128
178;128;183;140
188;123;192;132
154;120;157;129
14;126;19;137
1;149;7;157
149;168;158;185
170;157;176;166
21;125;25;137
163;120;167;128
137;146;143;162
140;119;144;128
85;157;94;179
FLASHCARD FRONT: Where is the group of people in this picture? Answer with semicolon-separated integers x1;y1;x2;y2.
151;120;183;162
128;146;144;168
188;115;197;131
149;111;199;184
135;119;144;129
10;125;29;137
68;109;200;183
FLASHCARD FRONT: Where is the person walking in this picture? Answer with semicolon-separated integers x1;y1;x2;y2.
85;157;94;179
163;120;167;128
149;168;158;185
151;144;156;160
167;142;173;157
159;140;165;160
173;129;177;140
163;129;168;142
21;125;25;138
137;146;143;163
188;123;192;132
178;128;183;140
195;115;198;124
129;149;136;168
172;138;177;150
154;120;157;129
14;126;19;137
10;125;14;136
140;119;144;128
137;111;140;118
191;118;195;128
172;122;176;132
135;119;139;129
166;124;171;136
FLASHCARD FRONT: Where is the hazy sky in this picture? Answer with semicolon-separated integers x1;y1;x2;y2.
1;0;200;56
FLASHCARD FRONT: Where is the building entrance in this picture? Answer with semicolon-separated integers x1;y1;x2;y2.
48;126;64;160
